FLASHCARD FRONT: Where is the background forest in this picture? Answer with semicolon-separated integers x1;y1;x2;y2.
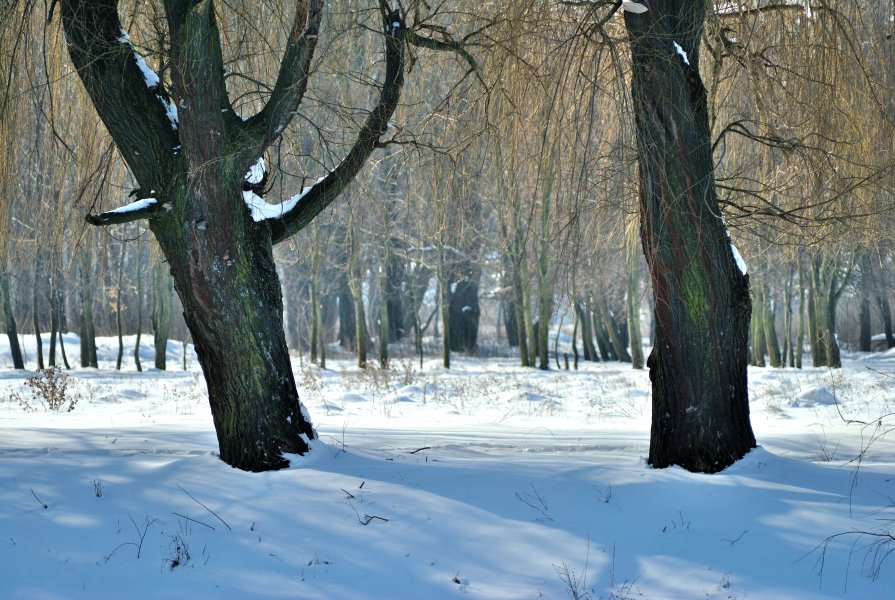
2;2;895;598
0;1;893;374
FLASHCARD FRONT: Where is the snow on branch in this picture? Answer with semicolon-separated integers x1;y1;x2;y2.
243;178;323;223
86;197;168;226
118;29;179;131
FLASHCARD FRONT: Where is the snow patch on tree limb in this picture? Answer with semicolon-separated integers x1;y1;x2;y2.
243;176;325;223
108;197;158;214
118;29;179;131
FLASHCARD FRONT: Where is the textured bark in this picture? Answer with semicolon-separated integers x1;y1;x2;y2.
626;3;755;473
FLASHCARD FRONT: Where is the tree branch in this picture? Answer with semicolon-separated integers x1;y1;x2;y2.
59;0;179;188
267;3;406;244
85;198;168;226
239;0;322;165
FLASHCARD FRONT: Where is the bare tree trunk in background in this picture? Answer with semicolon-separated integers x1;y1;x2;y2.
796;256;805;369
79;246;97;368
115;238;125;371
626;219;644;369
151;256;172;369
859;252;872;352
347;213;368;369
32;258;43;370
134;237;143;372
878;293;895;349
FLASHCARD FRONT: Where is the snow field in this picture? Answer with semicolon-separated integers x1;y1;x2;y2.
0;336;894;599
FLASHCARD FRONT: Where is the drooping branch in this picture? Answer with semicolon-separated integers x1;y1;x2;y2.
239;0;323;165
267;4;406;244
59;0;179;187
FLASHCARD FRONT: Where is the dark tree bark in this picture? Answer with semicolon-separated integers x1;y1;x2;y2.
61;0;407;471
625;3;755;473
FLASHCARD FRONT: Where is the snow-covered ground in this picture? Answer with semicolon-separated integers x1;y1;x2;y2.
1;335;894;599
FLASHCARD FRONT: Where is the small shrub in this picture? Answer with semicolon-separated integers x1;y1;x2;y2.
24;368;77;412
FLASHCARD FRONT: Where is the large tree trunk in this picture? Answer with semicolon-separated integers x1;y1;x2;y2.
154;206;315;471
61;0;406;471
626;4;755;473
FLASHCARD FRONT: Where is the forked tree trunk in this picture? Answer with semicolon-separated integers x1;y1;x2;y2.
154;202;315;470
61;0;406;471
626;4;755;473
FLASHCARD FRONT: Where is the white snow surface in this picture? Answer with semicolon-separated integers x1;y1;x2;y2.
731;243;748;274
620;0;649;13
1;334;894;599
245;157;266;185
673;40;691;65
108;198;158;214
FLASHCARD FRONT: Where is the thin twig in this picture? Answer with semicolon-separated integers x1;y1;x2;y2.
172;512;216;530
29;488;47;509
177;484;231;531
